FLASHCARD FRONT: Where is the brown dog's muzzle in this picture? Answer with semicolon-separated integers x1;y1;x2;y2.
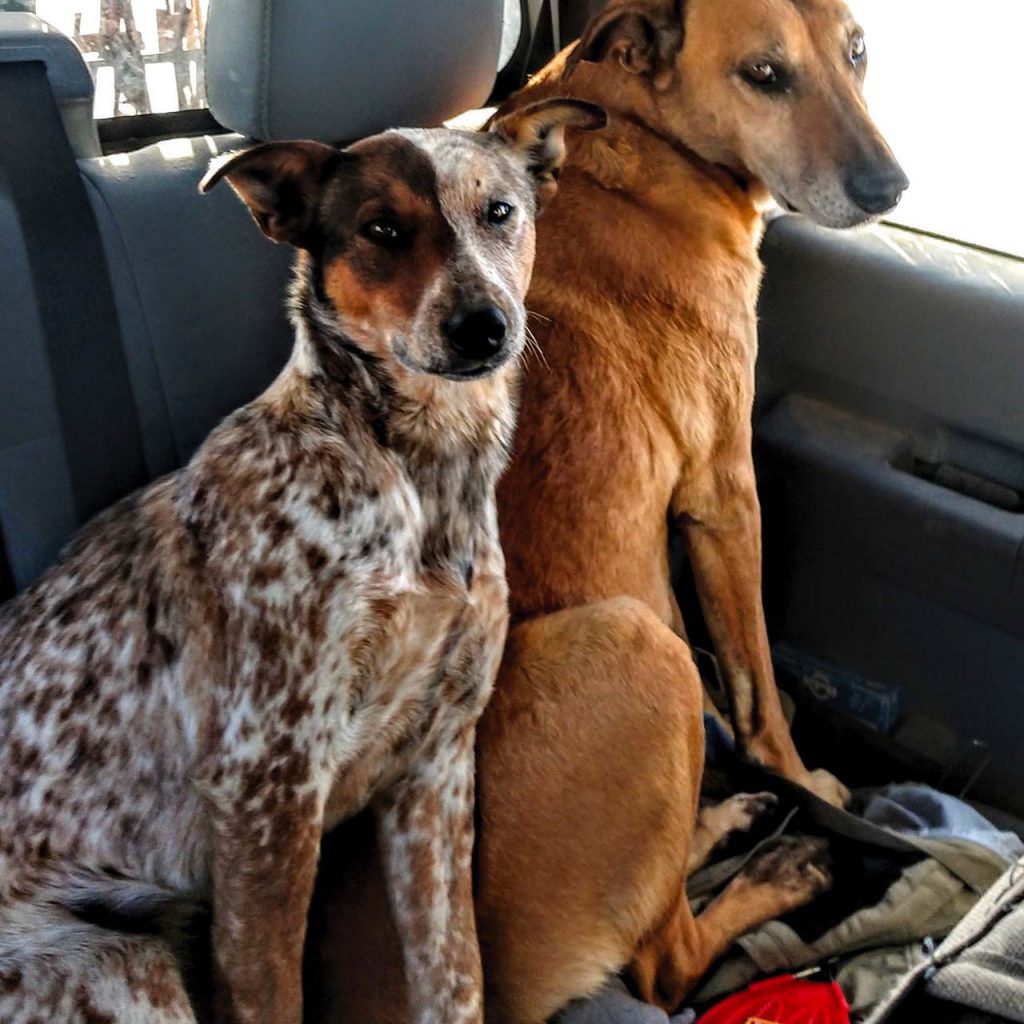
841;124;910;217
844;157;909;215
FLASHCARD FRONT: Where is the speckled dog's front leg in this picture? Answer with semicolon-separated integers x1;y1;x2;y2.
208;795;323;1024
377;721;485;1024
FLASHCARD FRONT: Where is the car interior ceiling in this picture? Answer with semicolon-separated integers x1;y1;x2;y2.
1;0;1023;905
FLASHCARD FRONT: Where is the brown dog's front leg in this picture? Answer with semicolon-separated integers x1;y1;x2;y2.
209;799;322;1024
679;463;848;807
377;725;484;1024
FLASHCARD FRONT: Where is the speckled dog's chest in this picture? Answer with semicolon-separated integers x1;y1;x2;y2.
311;502;507;829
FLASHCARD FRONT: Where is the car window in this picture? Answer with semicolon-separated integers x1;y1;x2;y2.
2;0;207;118
11;0;1019;261
856;0;1023;258
7;1;526;120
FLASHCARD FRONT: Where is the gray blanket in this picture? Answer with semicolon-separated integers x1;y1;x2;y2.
868;858;1024;1023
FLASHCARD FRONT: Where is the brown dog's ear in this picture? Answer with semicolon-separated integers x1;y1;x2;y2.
563;1;684;89
199;141;342;248
490;98;607;208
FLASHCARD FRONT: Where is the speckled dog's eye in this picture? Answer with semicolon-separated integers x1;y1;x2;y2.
362;219;401;244
486;201;514;225
850;32;866;64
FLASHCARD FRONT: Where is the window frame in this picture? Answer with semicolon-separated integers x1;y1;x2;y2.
97;107;223;154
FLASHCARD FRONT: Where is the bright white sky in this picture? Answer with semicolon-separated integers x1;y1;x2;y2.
854;0;1024;257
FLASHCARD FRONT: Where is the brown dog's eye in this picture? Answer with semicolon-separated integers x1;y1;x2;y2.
850;33;866;64
486;201;514;225
741;60;789;93
362;219;402;245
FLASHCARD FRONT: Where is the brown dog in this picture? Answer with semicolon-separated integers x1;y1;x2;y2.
498;0;907;801
0;104;604;1024
310;0;906;1020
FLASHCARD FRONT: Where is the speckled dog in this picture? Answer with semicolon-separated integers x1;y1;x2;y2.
0;99;605;1024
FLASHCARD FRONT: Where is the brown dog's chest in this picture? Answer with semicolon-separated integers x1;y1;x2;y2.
527;181;761;463
495;126;764;621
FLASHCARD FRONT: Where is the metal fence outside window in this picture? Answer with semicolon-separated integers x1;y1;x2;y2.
1;0;207;118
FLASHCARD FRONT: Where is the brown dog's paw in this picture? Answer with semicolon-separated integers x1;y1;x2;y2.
699;791;778;847
801;768;851;808
737;835;832;912
727;791;779;830
708;837;832;944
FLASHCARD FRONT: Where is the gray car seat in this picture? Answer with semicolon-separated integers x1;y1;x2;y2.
0;0;504;593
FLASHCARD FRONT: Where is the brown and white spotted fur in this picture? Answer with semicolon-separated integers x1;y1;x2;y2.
0;101;605;1024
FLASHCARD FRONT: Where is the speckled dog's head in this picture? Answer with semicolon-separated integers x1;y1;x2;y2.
201;100;605;382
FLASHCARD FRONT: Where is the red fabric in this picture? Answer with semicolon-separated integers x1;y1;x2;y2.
695;974;850;1024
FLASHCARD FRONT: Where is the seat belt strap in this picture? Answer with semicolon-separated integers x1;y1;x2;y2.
0;60;148;532
549;0;561;54
0;519;14;604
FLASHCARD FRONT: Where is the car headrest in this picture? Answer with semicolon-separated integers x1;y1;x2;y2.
205;0;506;142
0;12;100;157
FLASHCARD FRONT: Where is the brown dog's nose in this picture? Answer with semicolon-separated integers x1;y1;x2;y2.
444;305;508;363
845;161;910;215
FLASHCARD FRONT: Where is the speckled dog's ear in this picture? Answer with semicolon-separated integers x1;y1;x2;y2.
490;98;607;209
200;140;343;248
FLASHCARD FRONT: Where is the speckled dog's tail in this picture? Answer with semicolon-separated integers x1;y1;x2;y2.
0;882;201;1023
0;869;203;965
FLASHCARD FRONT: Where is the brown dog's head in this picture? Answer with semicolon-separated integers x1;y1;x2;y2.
201;100;605;382
566;0;907;228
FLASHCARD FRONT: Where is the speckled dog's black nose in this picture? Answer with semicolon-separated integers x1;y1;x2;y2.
443;305;508;362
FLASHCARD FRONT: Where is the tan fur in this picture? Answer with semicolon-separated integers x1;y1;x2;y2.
498;1;900;793
310;1;908;1019
312;603;829;1023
